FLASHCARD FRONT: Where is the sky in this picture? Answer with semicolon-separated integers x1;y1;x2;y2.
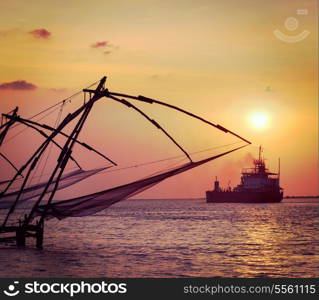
0;0;318;197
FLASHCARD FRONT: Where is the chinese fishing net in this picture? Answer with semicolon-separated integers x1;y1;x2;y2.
35;145;246;220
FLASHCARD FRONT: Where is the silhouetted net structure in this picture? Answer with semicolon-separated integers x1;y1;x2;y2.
34;146;244;220
0;76;250;230
0;167;108;209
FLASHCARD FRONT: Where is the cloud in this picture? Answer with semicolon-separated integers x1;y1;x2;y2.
91;41;109;48
0;28;22;37
0;80;37;91
91;41;118;56
265;86;275;92
0;28;51;40
49;88;67;93
29;28;51;39
149;73;172;80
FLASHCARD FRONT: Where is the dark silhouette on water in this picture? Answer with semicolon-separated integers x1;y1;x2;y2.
206;146;283;203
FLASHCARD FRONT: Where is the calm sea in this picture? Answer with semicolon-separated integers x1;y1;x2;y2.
0;198;318;278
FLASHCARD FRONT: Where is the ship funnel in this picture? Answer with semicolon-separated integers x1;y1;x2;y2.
214;177;220;191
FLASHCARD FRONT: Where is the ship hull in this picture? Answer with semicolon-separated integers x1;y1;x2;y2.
206;190;283;203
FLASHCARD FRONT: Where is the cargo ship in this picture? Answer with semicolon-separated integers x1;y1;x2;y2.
206;146;283;203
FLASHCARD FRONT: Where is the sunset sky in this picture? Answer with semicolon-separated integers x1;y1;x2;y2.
0;0;318;197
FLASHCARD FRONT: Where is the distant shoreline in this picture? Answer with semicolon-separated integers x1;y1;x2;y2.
132;196;319;200
284;195;319;199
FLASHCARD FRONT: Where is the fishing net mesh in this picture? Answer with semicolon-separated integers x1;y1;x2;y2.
35;146;244;220
0;167;108;209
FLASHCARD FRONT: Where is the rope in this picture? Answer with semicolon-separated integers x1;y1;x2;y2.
28;101;65;199
2;79;101;134
3;140;241;191
98;141;242;175
6;101;66;222
3;141;242;195
3;106;61;144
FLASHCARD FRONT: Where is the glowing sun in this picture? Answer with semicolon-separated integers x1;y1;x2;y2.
250;112;268;129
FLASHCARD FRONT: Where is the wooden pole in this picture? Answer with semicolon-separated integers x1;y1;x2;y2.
16;222;25;247
36;222;43;249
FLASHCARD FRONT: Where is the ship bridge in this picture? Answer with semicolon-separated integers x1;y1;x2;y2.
235;146;281;191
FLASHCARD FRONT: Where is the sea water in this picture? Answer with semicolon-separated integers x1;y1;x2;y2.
0;198;318;278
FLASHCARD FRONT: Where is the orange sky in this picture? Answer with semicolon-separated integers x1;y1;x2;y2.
0;0;318;197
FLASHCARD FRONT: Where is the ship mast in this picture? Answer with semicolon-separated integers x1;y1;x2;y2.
278;157;281;183
259;145;262;161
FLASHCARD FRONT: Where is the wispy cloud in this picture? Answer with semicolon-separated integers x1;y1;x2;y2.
29;28;51;39
265;86;275;92
149;73;172;80
0;28;22;37
91;41;109;48
90;41;118;56
49;88;67;93
0;80;37;91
